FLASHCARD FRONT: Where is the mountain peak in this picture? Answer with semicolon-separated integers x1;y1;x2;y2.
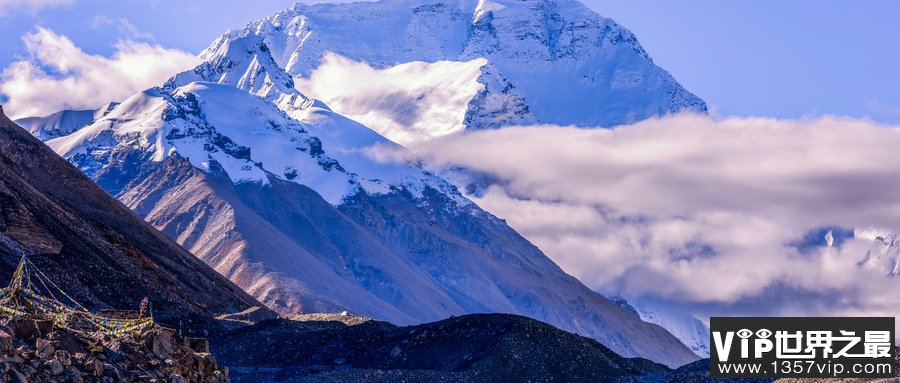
171;33;302;103
204;0;705;145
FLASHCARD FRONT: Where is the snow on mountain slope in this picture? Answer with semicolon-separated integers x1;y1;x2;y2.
635;305;710;358
205;0;705;144
14;102;118;140
45;83;460;205
37;79;699;367
612;297;710;358
856;227;900;276
167;34;298;102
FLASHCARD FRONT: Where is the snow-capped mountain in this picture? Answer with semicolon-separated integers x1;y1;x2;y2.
200;0;705;144
635;305;710;358
612;297;710;357
10;0;713;367
856;227;900;276
23;82;698;367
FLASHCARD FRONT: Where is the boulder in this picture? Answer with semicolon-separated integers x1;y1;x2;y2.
0;315;228;382
46;358;64;375
186;338;209;354
49;331;87;355
0;331;14;355
36;338;55;359
9;367;27;383
54;350;71;366
9;319;40;340
150;328;175;358
8;319;53;340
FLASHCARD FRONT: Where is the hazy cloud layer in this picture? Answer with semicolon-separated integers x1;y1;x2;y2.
0;28;198;119
391;114;900;319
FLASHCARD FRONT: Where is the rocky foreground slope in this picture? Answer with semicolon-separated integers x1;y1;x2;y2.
0;314;228;382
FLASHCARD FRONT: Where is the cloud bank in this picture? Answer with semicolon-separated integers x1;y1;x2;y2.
393;114;900;319
0;28;199;119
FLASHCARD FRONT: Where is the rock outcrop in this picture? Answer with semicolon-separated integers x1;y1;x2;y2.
0;314;228;383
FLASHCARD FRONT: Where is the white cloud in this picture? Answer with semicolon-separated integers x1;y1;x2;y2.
91;15;154;40
295;53;486;146
0;27;199;119
0;0;71;15
393;114;900;319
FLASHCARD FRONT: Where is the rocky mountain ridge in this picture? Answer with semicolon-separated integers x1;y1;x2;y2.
0;105;269;331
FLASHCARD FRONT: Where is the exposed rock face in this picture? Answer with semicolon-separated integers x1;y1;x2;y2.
0;105;270;331
0;315;229;383
213;313;674;383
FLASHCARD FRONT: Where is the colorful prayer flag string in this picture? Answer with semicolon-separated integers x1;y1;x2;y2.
0;256;153;337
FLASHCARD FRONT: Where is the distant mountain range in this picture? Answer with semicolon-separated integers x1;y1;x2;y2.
13;0;706;367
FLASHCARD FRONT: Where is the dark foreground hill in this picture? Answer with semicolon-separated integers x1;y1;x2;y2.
667;359;775;383
0;105;269;331
214;313;675;383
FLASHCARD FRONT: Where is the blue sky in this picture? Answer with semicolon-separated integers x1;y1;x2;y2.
1;0;898;122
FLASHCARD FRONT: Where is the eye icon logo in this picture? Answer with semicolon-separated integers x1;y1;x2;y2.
737;328;753;339
756;329;772;339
